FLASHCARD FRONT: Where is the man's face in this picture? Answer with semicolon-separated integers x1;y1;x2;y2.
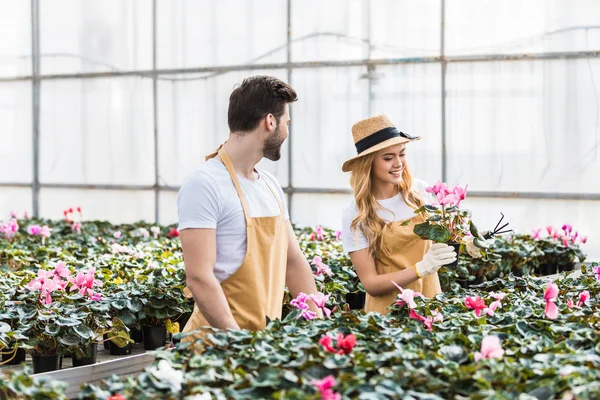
263;104;290;161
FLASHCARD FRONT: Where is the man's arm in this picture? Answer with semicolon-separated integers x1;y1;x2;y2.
284;221;321;314
180;228;240;330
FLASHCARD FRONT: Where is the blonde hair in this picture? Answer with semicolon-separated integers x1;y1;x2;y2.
349;152;424;258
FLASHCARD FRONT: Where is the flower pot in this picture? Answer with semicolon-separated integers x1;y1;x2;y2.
539;263;558;276
108;340;132;356
103;333;110;350
143;326;167;350
72;344;97;367
558;262;575;273
131;328;144;344
345;291;366;310
1;347;26;365
446;242;461;269
32;354;60;374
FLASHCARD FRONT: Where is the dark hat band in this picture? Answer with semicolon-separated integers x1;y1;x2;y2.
354;127;417;154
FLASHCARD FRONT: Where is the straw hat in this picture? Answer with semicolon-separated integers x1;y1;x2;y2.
342;115;420;172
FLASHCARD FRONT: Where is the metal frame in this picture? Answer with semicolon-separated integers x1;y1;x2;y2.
2;1;600;222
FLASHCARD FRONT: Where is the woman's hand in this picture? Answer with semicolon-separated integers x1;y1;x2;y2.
415;243;457;278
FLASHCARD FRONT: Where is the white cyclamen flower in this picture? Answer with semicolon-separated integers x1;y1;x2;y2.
149;360;185;392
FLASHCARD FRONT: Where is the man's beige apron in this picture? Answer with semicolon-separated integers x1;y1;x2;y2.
182;144;288;347
364;213;442;314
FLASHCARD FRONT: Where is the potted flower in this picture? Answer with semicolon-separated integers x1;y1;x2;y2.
531;225;587;276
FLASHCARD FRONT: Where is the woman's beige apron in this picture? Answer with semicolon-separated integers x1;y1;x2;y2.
364;213;442;314
182;144;288;347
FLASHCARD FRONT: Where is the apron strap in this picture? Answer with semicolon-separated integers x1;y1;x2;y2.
262;178;285;218
208;144;253;227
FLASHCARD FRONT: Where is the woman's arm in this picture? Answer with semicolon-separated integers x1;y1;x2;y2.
349;248;420;297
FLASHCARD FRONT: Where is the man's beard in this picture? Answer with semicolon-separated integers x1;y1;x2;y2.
263;125;285;161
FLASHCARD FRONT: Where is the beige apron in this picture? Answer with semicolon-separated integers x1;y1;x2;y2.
182;144;288;346
364;213;442;314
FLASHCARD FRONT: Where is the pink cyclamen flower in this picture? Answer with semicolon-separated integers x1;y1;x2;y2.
484;300;503;317
577;290;590;307
437;191;459;206
452;184;468;207
432;309;444;323
312;376;340;400
309;233;316;241
391;281;422;309
312;256;333;277
308;292;332;318
425;181;449;196
474;335;504;361
301;310;317;320
593;266;600;281
40;226;51;244
319;335;337;353
72;222;82;234
150;226;160;238
546;226;553;236
409;309;435;332
336;333;357;355
1;219;19;239
531;228;542;240
544;281;559;320
290;292;309;311
465;296;487;317
335;230;342;241
114;231;122;239
53;261;71;278
562;236;570;248
316;226;324;241
567;299;574;309
562;224;572;234
581;236;587;244
139;228;149;238
489;292;507;302
27;225;43;235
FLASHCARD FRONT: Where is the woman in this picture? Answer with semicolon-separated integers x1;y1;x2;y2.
341;115;457;314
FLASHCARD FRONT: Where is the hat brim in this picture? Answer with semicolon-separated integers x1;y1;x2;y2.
342;136;421;172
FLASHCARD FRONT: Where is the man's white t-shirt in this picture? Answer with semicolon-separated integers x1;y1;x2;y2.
341;179;434;253
177;158;289;282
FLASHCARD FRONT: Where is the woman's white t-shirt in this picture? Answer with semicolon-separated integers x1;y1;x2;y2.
341;179;434;253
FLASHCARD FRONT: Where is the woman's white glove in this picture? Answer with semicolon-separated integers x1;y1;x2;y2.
415;243;457;278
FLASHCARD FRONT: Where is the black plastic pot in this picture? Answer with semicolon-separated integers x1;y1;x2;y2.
345;291;366;310
72;344;97;367
539;263;558;276
143;326;167;350
1;347;26;365
456;276;484;288
558;262;575;273
103;333;110;350
32;354;60;374
449;242;461;268
131;328;144;344
108;341;132;355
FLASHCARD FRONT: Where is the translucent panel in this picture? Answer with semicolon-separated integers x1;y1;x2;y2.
157;70;289;187
157;0;287;69
40;78;154;185
0;82;32;182
159;191;178;226
0;187;32;219
40;0;152;75
291;193;354;230
291;0;367;62
370;0;440;59
446;0;600;55
463;197;600;262
40;189;154;223
0;1;31;76
446;59;600;193
291;67;369;188
371;63;443;186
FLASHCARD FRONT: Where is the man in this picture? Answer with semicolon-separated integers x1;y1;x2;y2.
177;76;320;341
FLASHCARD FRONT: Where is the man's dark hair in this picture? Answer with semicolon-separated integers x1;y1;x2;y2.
228;76;297;133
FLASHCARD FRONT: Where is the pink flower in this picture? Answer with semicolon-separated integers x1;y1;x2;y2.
72;222;82;234
409;309;434;332
290;292;309;311
301;310;317;320
577;290;590;307
312;376;340;400
53;262;71;278
484;300;503;317
581;236;587;244
309;233;316;241
308;292;332;318
546;226;553;236
114;231;122;239
27;225;43;235
594;266;600;281
425;181;449;196
562;236;570;248
316;226;324;241
465;296;487;317
474;335;504;361
319;335;337;353
139;228;150;238
312;256;333;277
544;281;559;320
432;309;444;323
562;224;572;234
167;227;180;238
151;226;160;238
335;230;342;241
452;184;468;207
437;191;459;206
391;281;422;309
531;228;542;240
489;292;507;302
567;299;574;309
1;218;19;239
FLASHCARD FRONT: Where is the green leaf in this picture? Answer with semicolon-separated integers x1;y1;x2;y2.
56;316;80;327
73;325;94;340
414;223;452;243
